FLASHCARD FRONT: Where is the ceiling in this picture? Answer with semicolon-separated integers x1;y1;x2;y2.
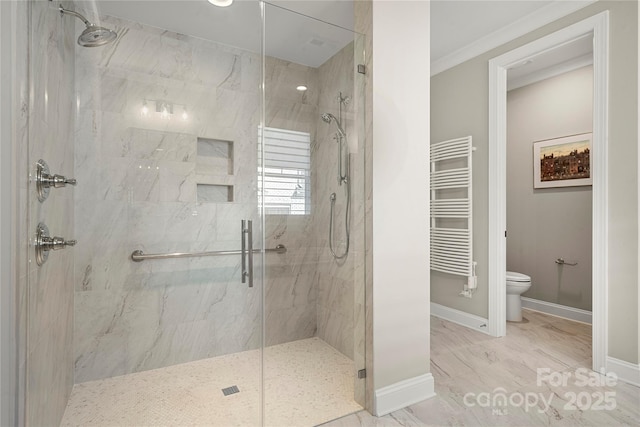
507;34;593;90
430;0;595;75
97;0;594;74
430;0;555;62
96;0;354;68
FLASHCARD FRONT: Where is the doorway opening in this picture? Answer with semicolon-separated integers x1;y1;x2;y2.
487;11;609;372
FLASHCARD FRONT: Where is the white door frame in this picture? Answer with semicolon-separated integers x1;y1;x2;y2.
487;11;609;372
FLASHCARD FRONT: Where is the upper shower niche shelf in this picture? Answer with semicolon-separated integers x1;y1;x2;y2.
196;137;234;176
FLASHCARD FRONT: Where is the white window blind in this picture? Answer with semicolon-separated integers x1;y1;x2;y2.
258;127;311;215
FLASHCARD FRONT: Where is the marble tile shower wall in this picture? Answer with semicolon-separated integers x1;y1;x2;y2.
14;1;29;424
264;59;319;346
75;13;262;382
72;12;319;382
314;43;361;359
26;1;76;425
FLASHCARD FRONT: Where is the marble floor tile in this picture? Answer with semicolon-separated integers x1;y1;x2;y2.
326;310;638;427
430;317;494;355
514;308;556;326
318;409;425;427
513;369;640;427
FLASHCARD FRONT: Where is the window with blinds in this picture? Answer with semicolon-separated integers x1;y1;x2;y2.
258;127;311;215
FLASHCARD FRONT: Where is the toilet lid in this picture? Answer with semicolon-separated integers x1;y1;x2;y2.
506;271;531;282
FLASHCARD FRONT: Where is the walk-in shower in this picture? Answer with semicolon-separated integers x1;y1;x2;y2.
18;1;366;425
323;92;351;259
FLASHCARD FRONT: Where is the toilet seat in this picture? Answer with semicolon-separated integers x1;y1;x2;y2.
506;271;530;282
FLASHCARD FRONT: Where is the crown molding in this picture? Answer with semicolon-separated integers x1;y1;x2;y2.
431;0;597;76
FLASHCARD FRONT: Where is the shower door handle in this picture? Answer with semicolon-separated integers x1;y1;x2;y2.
241;220;253;287
247;220;253;288
241;220;247;284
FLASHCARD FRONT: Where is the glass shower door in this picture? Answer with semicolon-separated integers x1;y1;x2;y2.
262;4;367;425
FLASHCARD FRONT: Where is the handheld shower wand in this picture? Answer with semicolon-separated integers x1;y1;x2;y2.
321;112;348;185
323;92;351;260
321;113;346;138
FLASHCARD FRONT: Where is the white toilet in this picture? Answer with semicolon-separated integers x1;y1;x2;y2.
506;271;531;322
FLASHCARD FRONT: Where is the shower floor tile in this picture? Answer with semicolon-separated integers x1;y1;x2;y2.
60;337;362;426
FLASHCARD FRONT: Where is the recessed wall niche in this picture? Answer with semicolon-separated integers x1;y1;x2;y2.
196;137;234;202
197;137;233;175
197;184;234;203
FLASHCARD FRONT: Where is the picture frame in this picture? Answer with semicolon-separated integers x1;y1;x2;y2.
533;133;592;189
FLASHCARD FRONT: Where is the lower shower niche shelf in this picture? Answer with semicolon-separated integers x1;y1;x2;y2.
197;183;233;203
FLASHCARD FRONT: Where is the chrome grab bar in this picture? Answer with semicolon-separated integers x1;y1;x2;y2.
130;243;286;262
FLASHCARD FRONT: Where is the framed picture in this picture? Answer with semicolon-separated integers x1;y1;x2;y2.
533;133;592;189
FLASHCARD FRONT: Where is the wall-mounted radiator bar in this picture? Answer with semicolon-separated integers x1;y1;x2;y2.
430;136;474;277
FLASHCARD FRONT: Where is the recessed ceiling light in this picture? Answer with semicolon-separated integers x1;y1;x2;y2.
208;0;233;7
296;85;308;91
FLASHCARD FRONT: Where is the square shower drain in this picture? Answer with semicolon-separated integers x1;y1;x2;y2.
222;385;240;396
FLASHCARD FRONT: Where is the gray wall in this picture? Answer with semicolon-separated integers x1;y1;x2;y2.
507;66;593;311
431;0;638;364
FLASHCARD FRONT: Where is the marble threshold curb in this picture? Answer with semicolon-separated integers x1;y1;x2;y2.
374;373;435;417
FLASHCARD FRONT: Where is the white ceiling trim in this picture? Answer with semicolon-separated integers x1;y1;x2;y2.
508;52;593;91
431;0;597;76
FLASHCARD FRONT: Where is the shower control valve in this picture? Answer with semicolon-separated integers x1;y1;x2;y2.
35;222;76;266
35;159;77;202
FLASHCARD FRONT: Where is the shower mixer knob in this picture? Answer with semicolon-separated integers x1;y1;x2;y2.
35;159;77;202
34;222;77;266
49;175;77;188
47;236;77;250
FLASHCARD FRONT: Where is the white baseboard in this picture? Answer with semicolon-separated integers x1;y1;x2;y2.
431;303;490;335
374;373;435;417
521;297;592;324
606;357;640;387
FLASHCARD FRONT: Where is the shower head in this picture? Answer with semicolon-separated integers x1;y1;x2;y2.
59;6;117;47
78;25;117;47
321;112;346;137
